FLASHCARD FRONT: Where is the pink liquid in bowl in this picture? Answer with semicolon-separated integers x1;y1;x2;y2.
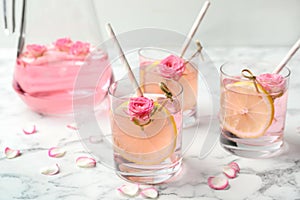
13;46;113;115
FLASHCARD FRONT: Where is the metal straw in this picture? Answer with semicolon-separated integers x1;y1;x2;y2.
3;0;9;34
106;23;143;97
17;0;26;57
12;0;15;33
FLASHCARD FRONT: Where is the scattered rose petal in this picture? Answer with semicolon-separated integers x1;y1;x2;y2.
228;162;240;173
257;73;286;94
140;188;159;199
40;163;60;175
76;156;96;168
297;127;300;133
223;166;237;179
48;147;66;158
5;147;21;159
66;123;78;131
89;136;103;144
208;176;229;190
117;184;139;197
23;124;37;135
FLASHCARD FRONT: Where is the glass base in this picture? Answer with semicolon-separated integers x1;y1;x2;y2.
115;158;183;184
220;134;287;159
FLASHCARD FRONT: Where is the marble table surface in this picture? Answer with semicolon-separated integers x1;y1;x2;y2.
0;47;300;200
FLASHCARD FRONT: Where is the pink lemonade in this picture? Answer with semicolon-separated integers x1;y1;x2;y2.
219;63;290;158
13;39;113;115
109;80;183;184
140;61;198;115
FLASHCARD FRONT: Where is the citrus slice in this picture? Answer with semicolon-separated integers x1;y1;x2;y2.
112;102;178;165
221;81;274;138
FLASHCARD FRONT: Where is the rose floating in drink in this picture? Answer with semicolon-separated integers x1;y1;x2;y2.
139;47;200;127
13;38;112;115
139;1;210;127
220;64;290;158
110;80;183;184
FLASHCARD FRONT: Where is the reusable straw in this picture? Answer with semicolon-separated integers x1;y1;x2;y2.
106;23;143;97
273;38;300;74
180;1;210;58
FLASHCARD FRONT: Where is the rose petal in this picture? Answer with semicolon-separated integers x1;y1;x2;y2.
117;184;139;197
40;163;60;175
140;188;159;199
208;176;229;190
228;162;240;173
222;166;237;179
76;156;96;168
48;147;66;158
5;147;21;159
89;136;103;144
66;123;78;131
23;124;37;135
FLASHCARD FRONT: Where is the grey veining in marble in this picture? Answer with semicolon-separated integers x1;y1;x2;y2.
0;47;300;200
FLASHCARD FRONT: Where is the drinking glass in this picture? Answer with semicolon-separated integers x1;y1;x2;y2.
109;78;183;184
138;47;198;127
219;61;290;158
12;0;113;115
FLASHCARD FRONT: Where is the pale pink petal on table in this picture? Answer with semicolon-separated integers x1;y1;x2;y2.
40;163;60;175
223;166;237;179
117;184;139;197
76;156;96;168
228;161;240;173
48;147;66;158
23;124;37;135
66;123;78;131
5;147;21;159
208;176;229;190
140;187;159;199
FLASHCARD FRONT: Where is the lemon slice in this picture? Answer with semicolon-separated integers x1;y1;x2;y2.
112;103;178;165
221;81;274;138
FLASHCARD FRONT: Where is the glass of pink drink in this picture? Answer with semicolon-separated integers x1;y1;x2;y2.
13;39;113;115
219;62;290;158
109;78;183;184
138;48;198;128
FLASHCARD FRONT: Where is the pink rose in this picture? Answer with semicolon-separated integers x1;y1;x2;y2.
159;55;186;80
256;73;286;94
25;44;47;57
128;97;154;122
70;41;90;56
54;37;73;52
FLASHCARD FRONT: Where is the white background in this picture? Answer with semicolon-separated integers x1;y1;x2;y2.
0;0;299;47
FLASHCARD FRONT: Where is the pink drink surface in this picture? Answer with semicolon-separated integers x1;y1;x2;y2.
13;44;112;115
112;93;182;183
220;78;288;145
140;62;197;113
265;91;288;137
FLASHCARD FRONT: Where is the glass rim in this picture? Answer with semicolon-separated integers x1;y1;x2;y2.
138;47;177;61
220;61;291;80
108;78;184;100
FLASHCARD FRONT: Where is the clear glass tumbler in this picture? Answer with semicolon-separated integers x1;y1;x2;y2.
219;61;290;158
109;78;183;184
138;47;198;128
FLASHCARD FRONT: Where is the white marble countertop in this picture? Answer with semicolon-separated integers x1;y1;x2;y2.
0;47;300;200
